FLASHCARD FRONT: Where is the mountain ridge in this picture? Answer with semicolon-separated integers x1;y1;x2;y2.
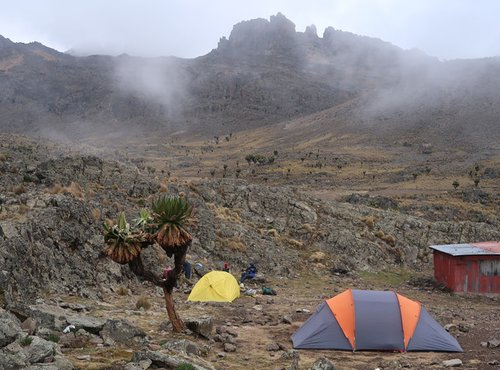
0;14;499;150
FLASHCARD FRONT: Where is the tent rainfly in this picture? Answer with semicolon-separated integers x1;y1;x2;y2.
292;289;463;352
187;271;240;302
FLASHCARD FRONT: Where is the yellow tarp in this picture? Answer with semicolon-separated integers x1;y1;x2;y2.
188;271;240;302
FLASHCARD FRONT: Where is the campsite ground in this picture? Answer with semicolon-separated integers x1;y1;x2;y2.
60;269;498;370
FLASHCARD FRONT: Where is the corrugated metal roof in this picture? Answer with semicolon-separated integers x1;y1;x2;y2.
429;242;500;256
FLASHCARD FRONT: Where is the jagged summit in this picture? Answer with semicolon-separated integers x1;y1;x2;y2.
213;13;408;65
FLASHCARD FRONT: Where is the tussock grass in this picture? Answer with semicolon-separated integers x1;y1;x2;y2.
91;208;101;221
18;204;29;215
65;182;84;198
117;286;128;296
207;203;241;222
267;229;279;237
136;296;151;310
302;223;315;233
48;182;84;198
309;251;326;262
361;216;375;229
219;236;247;252
11;184;26;195
382;234;396;246
282;236;303;248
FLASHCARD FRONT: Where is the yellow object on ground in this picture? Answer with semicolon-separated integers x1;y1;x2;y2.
188;271;240;302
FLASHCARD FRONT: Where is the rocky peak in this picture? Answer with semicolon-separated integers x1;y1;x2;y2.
0;35;14;47
216;13;298;57
304;24;319;39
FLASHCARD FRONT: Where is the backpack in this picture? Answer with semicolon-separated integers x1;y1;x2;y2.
262;287;277;296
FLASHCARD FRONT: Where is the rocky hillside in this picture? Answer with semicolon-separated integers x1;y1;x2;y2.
1;134;499;307
1;14;500;149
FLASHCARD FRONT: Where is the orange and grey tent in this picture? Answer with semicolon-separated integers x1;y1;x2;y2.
292;289;462;352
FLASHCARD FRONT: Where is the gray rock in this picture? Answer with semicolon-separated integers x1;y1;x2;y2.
22;305;68;331
281;315;293;324
0;350;29;369
132;350;215;370
488;339;500;348
0;308;22;347
100;319;147;344
457;323;469;333
185;316;213;339
21;318;38;335
23;336;56;364
224;343;237;352
266;342;280;351
125;359;153;370
442;359;463;367
58;332;89;349
444;323;458;332
309;357;336;370
67;315;106;335
162;339;202;356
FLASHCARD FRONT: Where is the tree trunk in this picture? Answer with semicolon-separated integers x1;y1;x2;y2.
162;245;188;332
128;243;190;332
163;286;185;332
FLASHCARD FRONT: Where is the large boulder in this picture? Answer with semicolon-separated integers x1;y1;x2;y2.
0;308;22;347
100;319;147;344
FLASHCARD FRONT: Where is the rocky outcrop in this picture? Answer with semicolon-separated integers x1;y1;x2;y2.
1;136;499;305
0;308;74;369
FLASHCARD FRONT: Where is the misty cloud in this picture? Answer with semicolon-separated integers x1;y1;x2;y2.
114;57;190;121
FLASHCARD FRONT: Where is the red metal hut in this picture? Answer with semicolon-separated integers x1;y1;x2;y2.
430;241;500;294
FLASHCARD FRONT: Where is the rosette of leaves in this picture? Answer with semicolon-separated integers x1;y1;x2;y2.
151;195;193;255
103;212;143;264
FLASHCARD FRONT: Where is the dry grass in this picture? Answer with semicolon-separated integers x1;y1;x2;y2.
135;296;151;310
282;236;304;248
219;236;247;252
159;183;168;193
309;251;326;262
267;228;279;237
382;234;396;247
302;223;315;233
48;182;84;198
91;208;101;221
374;230;385;238
18;204;29;215
65;182;84;198
207;203;241;222
361;216;376;229
11;184;26;195
48;183;64;194
117;286;129;296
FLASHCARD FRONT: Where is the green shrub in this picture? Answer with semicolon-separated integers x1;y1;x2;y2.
47;334;60;343
174;364;196;370
20;336;33;346
23;174;35;183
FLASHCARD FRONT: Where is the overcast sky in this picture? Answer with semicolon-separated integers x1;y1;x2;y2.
1;0;499;60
